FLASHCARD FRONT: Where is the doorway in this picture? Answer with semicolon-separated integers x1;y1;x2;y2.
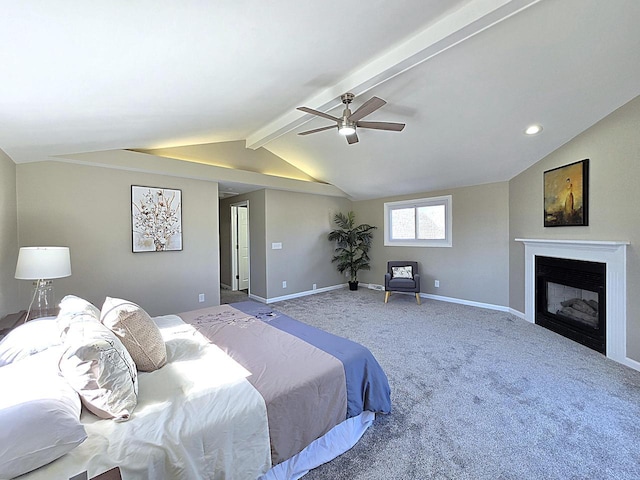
231;201;250;293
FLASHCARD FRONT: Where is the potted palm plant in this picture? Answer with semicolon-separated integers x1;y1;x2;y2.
328;211;377;290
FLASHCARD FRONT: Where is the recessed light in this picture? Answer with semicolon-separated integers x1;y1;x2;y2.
524;124;543;135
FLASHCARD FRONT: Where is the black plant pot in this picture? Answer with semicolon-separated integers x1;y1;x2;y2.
348;281;359;291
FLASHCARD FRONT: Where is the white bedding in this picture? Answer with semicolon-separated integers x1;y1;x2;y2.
261;411;374;480
19;315;271;480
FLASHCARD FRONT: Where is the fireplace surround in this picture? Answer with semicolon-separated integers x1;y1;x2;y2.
516;238;629;367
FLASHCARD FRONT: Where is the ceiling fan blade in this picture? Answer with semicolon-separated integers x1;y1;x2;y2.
297;106;340;122
356;121;405;132
349;96;386;122
298;125;336;136
346;132;359;144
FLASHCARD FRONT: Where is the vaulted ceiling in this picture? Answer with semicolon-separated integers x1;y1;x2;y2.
2;1;639;200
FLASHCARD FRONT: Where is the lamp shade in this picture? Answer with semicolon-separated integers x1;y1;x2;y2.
15;247;72;280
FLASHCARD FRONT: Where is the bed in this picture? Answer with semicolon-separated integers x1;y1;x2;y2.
0;297;390;480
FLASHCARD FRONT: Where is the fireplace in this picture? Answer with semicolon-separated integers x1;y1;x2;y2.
516;238;628;367
535;256;605;353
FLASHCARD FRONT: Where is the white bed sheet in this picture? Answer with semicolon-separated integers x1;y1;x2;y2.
262;411;375;480
19;315;271;480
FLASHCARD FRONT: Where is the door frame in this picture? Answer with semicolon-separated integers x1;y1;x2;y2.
230;200;250;292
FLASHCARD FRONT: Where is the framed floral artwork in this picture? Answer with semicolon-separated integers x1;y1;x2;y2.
543;159;589;227
131;185;183;252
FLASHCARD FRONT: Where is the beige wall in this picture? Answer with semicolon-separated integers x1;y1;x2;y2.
354;182;510;307
509;95;640;360
219;189;267;298
220;189;352;301
265;190;352;299
0;150;19;317
16;161;220;316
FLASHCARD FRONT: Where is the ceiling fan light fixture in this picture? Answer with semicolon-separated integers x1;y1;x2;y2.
338;119;356;136
297;93;404;144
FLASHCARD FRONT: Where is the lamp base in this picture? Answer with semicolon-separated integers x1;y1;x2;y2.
30;280;56;319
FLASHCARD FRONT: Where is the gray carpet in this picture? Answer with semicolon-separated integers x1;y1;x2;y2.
267;288;640;480
220;288;249;304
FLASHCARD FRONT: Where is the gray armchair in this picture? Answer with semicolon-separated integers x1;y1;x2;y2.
384;261;421;304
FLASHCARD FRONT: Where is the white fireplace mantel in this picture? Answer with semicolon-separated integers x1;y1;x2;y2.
515;238;630;367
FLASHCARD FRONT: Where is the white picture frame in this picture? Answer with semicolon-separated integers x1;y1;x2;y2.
131;185;183;252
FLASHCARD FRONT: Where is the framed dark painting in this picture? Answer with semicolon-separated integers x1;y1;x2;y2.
543;159;589;227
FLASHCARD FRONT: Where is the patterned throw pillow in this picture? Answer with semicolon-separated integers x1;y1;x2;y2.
391;266;413;279
101;297;167;372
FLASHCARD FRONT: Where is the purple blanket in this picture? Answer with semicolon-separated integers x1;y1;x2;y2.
231;300;392;418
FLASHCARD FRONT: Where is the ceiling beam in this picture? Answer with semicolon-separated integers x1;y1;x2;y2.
245;0;540;150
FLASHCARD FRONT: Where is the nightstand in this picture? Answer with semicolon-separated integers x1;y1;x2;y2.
0;311;27;339
70;467;122;480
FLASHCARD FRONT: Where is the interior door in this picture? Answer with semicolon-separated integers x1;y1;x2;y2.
237;205;249;290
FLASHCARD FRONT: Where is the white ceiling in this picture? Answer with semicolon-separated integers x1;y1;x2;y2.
2;0;639;200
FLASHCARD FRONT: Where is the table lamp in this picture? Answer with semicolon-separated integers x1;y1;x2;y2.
15;246;72;320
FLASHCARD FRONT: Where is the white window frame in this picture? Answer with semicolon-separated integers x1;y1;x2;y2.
384;195;452;247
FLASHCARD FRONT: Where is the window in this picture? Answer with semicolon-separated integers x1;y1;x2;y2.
384;195;452;247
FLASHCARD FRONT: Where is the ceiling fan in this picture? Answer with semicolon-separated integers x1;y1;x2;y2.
297;92;405;144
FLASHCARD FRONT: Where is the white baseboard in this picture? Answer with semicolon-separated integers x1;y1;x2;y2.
220;283;232;290
621;356;640;372
249;283;522;317
248;293;267;303
381;290;518;315
418;292;512;313
250;283;348;304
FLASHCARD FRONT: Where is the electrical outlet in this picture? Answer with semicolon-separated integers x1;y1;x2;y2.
199;293;205;302
313;283;317;290
282;281;287;288
434;280;440;288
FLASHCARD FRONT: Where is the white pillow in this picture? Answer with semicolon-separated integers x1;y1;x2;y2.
59;314;138;422
0;316;60;367
0;348;87;479
57;295;101;340
101;297;167;372
391;266;413;278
